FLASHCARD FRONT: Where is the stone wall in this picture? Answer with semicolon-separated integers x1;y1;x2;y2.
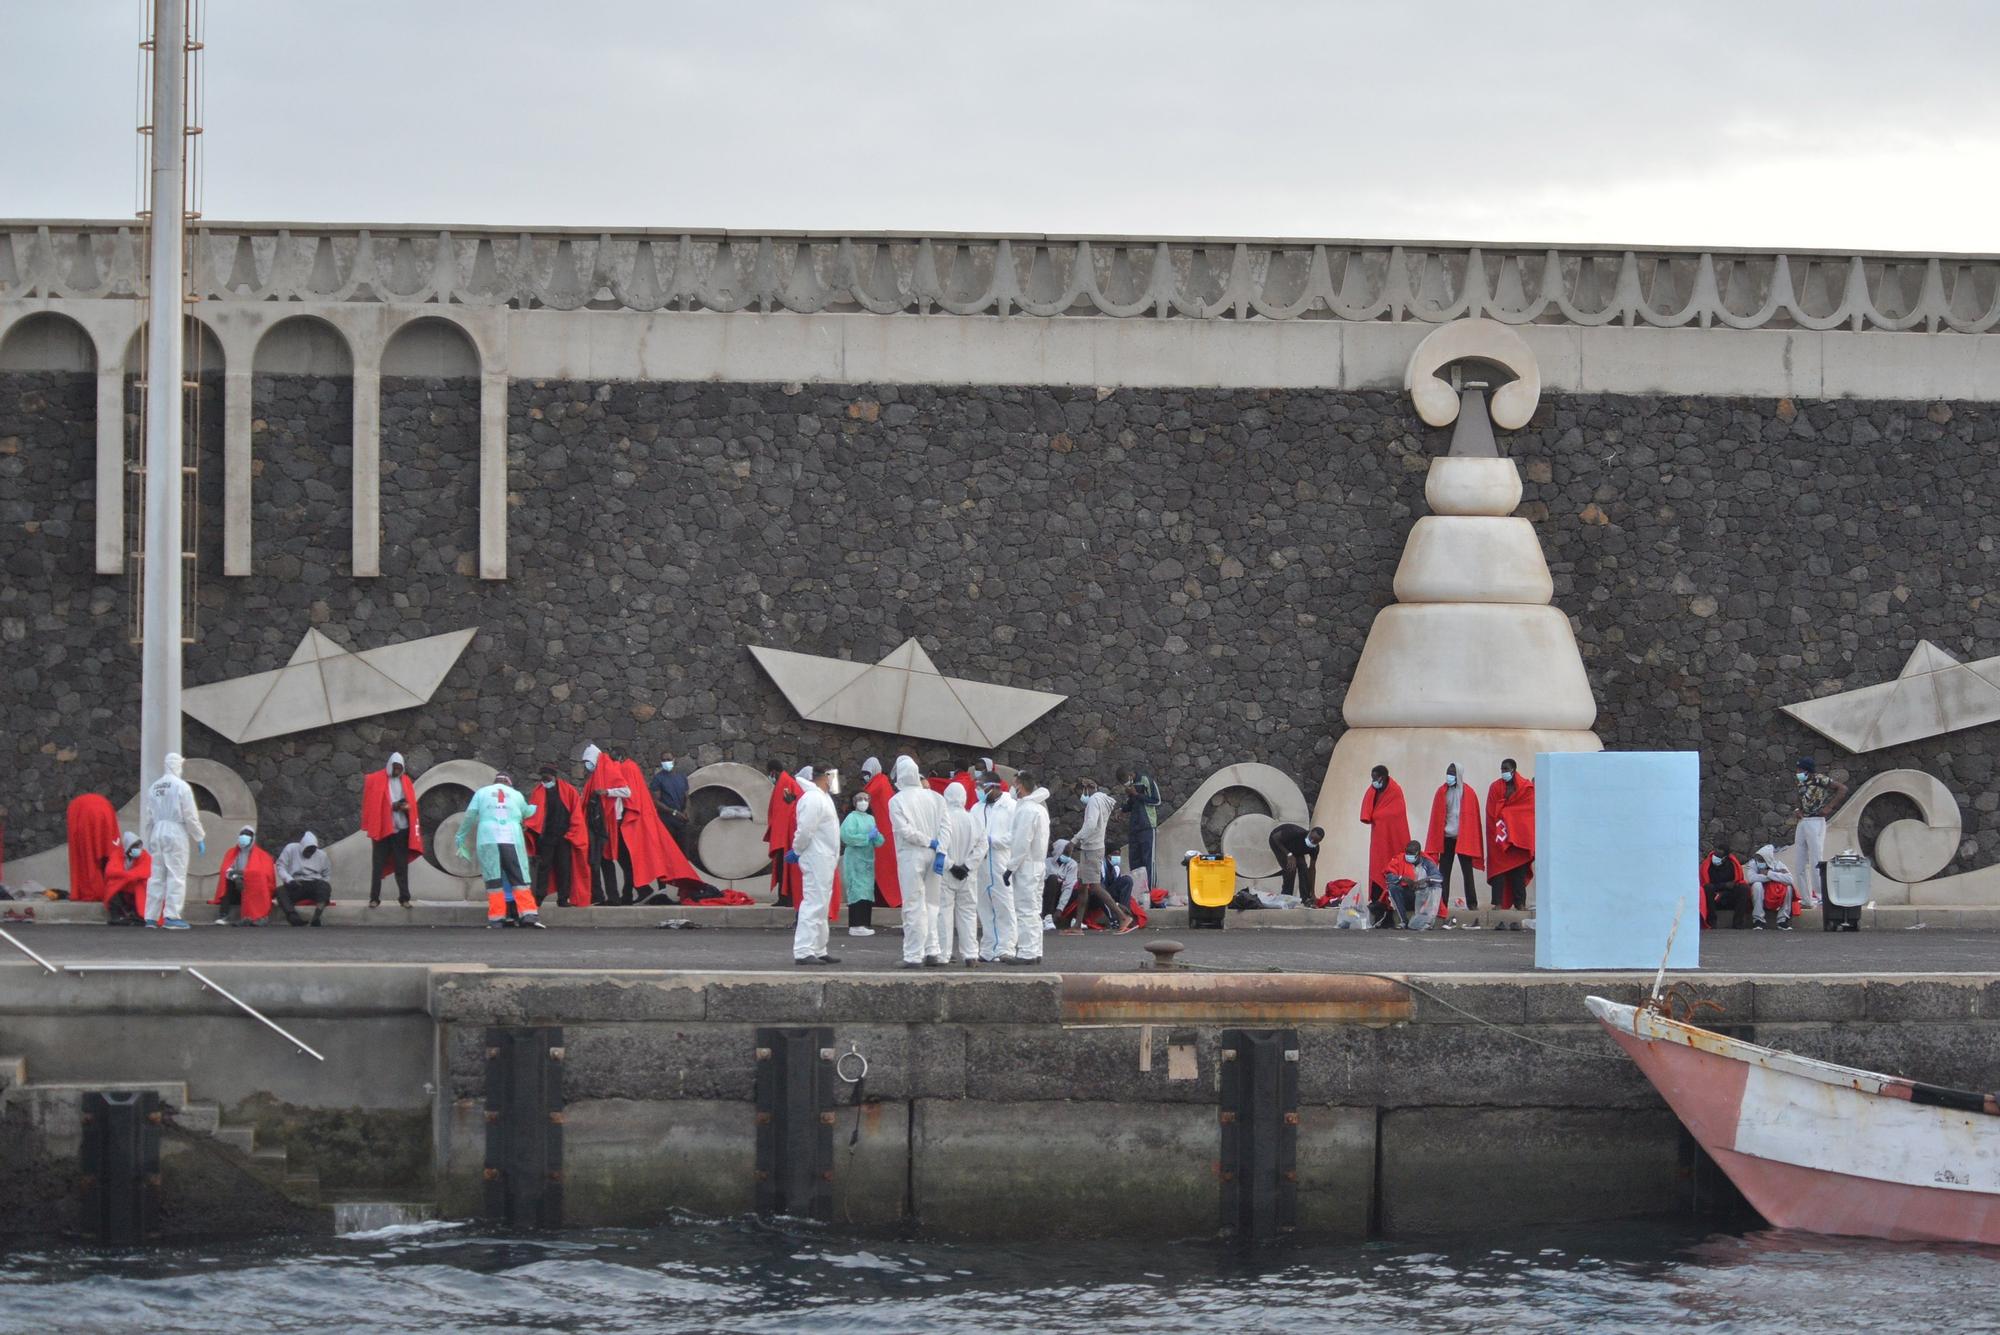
2;372;1994;885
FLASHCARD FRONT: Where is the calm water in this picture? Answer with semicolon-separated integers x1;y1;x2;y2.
3;1216;1997;1333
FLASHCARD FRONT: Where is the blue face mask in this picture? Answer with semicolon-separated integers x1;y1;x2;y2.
237;834;253;849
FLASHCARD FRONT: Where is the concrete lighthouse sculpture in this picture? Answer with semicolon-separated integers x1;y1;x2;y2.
1309;319;1602;898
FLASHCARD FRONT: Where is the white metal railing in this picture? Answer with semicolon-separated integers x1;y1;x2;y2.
185;967;326;1062
5;219;1999;334
0;926;57;974
0;934;324;1061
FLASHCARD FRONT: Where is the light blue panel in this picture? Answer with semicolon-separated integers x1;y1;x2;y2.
1534;751;1701;971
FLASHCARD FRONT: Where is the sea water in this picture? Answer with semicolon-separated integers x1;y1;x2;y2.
2;1215;1997;1333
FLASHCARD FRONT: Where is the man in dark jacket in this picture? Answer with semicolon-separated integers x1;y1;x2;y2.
649;752;692;850
1115;767;1162;892
1266;823;1325;902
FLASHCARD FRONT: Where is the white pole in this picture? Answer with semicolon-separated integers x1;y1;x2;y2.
139;0;187;792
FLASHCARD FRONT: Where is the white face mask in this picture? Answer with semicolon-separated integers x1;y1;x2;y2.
585;759;596;773
1371;778;1385;790
856;801;870;813
1796;771;1809;784
1445;774;1458;787
543;778;556;789
237;833;253;849
661;760;674;772
1710;854;1723;865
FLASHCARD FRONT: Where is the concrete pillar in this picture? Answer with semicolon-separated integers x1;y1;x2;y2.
93;366;124;574
351;363;381;577
222;368;253;575
479;371;507;580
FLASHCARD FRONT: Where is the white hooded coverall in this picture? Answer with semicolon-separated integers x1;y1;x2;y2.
142;752;206;923
935;782;986;962
888;756;948;964
975;787;1018;961
1008;787;1052;960
791;777;839;960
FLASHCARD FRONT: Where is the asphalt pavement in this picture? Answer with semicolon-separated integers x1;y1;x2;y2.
4;919;1995;975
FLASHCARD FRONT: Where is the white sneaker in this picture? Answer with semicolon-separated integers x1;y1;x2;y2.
847;926;875;937
1042;915;1056;931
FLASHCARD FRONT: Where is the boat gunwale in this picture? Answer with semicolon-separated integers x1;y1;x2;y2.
1585;995;2000;1118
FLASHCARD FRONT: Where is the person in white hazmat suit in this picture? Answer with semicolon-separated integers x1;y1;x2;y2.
888;755;948;968
788;765;841;965
142;752;206;929
973;777;1018;963
456;773;543;927
1005;774;1052;963
935;781;986;965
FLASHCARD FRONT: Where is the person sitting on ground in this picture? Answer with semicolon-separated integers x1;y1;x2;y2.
1043;837;1080;928
1700;847;1751;929
212;824;278;926
104;832;150;926
1745;844;1797;931
1266;823;1324;903
274;831;333;927
1381;840;1443;929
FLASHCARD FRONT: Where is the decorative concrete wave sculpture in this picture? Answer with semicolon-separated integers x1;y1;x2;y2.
1308;319;1602;889
750;638;1065;748
1782;641;2000;754
182;626;477;744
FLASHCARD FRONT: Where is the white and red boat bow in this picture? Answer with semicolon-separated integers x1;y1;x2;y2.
1588;996;2000;1246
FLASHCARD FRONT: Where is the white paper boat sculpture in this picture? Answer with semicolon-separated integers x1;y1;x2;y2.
750;638;1065;748
1782;641;2000;754
184;627;477;744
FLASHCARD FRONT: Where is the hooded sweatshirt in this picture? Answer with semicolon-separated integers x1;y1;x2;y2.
1073;789;1115;856
276;834;331;884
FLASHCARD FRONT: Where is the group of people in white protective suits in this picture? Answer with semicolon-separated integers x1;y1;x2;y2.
785;756;1052;966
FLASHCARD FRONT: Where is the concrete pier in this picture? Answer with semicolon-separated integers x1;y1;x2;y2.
3;928;1996;1243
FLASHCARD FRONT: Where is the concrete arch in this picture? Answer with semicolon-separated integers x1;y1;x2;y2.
253;313;355;376
122;316;227;375
0;310;98;372
375;312;507;580
381;315;481;377
243;315;358;573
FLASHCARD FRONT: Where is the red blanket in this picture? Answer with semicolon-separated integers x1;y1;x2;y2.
65;794;121;903
211;844;278;921
1359;779;1411;893
361;770;424;859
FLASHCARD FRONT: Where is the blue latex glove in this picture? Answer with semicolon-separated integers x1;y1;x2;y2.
197;839;206;855
928;839;940;851
784;851;800;865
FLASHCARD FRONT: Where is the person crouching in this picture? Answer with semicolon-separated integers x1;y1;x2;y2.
275;832;333;926
459;773;543;928
104;833;150;926
212;825;278;926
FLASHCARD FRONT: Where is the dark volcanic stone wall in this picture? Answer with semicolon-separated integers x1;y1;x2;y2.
2;372;1994;885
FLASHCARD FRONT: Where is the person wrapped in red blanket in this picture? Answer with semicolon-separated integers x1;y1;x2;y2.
211;824;278;925
103;832;150;926
66;793;122;904
1485;760;1535;911
526;764;592;908
1360;766;1411;924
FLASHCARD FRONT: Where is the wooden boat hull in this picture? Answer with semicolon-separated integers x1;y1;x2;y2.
1588;997;2000;1246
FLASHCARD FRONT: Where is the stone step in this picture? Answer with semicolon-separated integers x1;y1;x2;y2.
173;1101;223;1136
0;1055;26;1092
211;1122;258;1154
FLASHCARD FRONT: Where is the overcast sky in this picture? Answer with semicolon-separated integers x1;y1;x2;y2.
8;0;2000;250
